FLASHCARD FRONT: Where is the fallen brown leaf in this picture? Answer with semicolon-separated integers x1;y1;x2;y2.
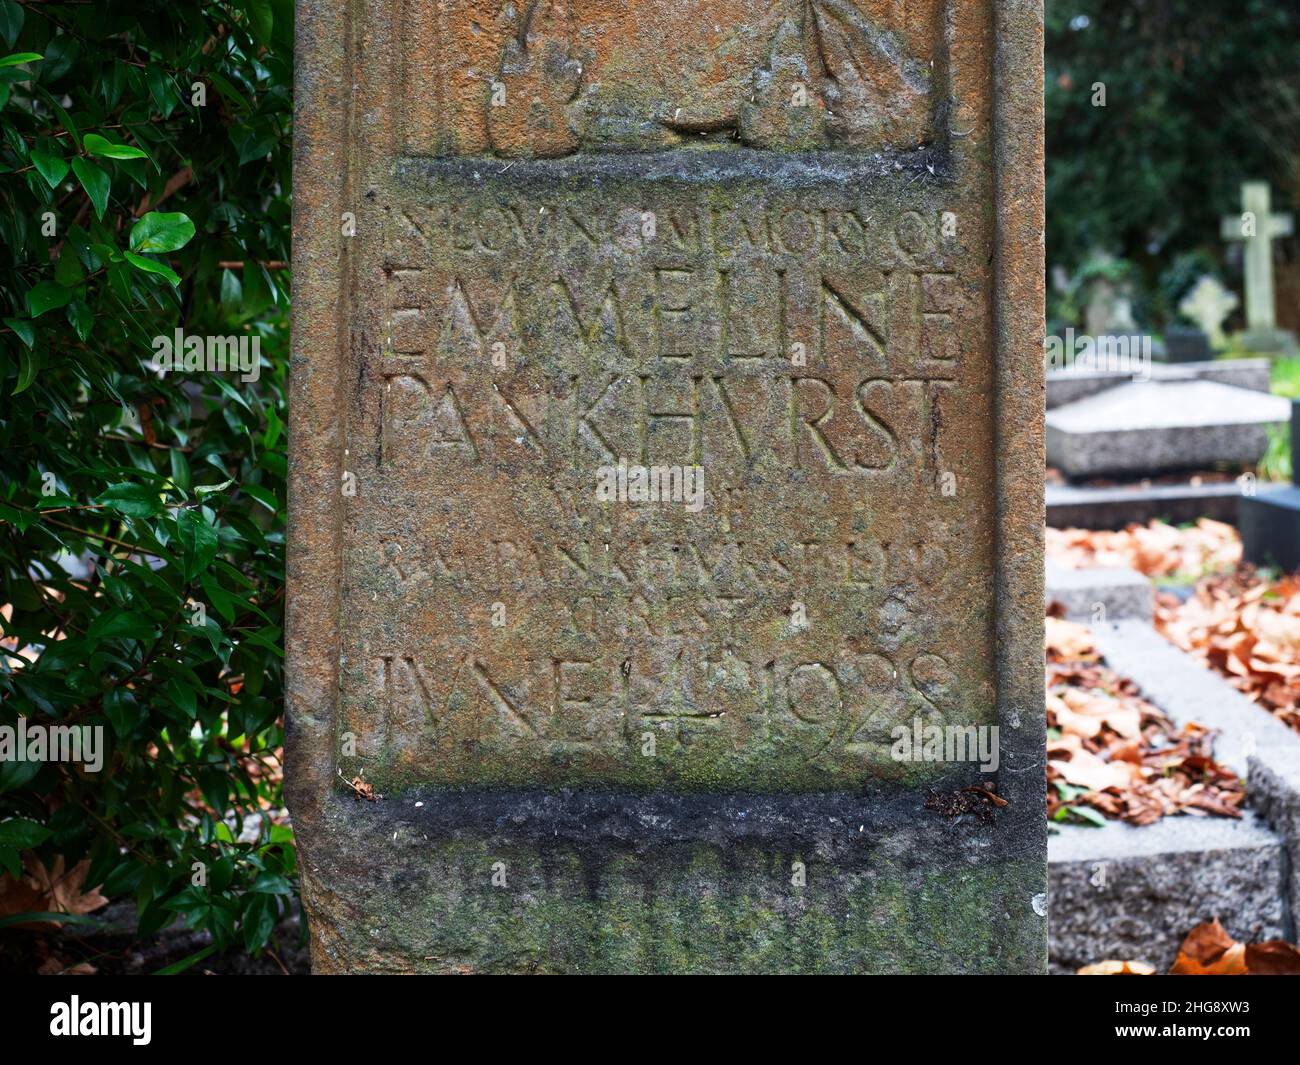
0;855;107;927
1244;940;1300;975
1046;616;1098;662
1046;628;1244;827
1159;566;1300;735
1170;919;1250;975
23;855;108;917
1048;519;1241;579
37;956;97;976
347;776;376;802
1078;959;1156;975
0;870;47;921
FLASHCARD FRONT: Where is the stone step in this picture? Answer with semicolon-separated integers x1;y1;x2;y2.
1089;620;1296;778
1045;561;1153;622
1048;618;1300;972
1046;479;1252;530
1049;813;1288;974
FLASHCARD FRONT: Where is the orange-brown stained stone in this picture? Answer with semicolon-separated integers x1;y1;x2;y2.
287;0;1046;974
397;0;945;157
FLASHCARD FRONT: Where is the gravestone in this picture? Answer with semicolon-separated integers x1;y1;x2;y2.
1163;325;1211;363
1083;268;1138;339
1046;379;1290;478
287;0;1046;974
1080;257;1151;364
1045;355;1271;410
1239;399;1300;571
1178;275;1237;351
1221;181;1296;353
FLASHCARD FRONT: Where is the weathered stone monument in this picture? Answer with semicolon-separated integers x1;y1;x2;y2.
1222;181;1296;353
287;0;1046;973
1083;265;1138;341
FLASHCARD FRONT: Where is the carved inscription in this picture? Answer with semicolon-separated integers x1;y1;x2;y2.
338;157;994;789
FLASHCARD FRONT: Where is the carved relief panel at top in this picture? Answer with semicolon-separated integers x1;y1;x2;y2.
399;0;948;157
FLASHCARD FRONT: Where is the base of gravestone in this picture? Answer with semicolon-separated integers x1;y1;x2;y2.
1239;486;1300;571
1240;328;1298;354
292;789;1046;975
1161;326;1212;363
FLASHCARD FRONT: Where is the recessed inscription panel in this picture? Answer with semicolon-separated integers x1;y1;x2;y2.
338;154;993;789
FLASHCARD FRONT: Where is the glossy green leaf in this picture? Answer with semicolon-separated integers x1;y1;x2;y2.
69;157;109;219
25;280;70;316
29;148;68;187
129;211;195;254
83;132;148;160
0;0;23;49
124;250;180;286
3;316;33;347
176;507;219;577
0;817;51;849
96;481;163;517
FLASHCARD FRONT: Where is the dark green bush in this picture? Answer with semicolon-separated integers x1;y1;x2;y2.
1046;0;1300;313
0;0;292;955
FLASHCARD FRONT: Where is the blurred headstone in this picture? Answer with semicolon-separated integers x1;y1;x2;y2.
1047;380;1290;477
1276;260;1300;335
1163;325;1211;363
1239;399;1300;571
1237;397;1300;569
1084;270;1138;339
1178;275;1238;350
1221;181;1296;353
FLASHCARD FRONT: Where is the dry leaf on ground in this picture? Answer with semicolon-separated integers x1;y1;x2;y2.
1243;940;1300;974
23;855;109;916
0;854;108;928
36;957;97;975
1158;567;1300;734
1047;519;1241;579
1046;622;1244;827
1046;616;1099;662
1170;919;1300;975
1077;959;1156;975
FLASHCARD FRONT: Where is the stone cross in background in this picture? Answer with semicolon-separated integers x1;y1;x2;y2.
1221;181;1296;352
1178;275;1238;350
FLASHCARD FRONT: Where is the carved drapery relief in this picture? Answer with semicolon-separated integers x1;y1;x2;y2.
400;0;945;157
